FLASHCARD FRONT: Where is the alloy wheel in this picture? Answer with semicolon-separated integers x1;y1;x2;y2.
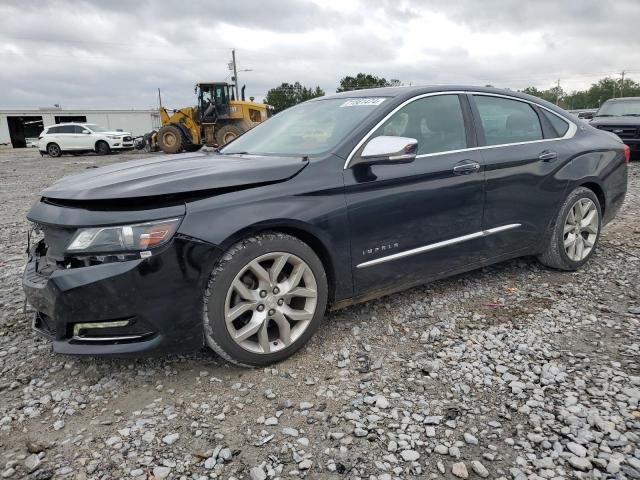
563;198;599;261
48;144;60;156
224;252;318;354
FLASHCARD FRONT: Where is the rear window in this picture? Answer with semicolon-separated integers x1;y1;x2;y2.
46;126;62;134
541;110;570;137
474;95;543;146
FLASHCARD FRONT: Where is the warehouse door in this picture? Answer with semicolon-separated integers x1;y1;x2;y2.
7;116;44;148
55;115;87;124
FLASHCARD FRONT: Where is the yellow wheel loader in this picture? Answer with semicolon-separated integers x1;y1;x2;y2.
157;82;271;154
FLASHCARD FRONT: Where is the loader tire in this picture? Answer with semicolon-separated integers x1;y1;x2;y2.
216;124;246;146
157;125;185;154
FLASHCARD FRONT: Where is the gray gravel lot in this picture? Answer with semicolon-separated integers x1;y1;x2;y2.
0;147;639;480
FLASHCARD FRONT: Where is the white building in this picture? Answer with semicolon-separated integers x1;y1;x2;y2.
0;108;161;147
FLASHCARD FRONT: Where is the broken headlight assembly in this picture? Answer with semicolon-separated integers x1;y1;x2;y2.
67;218;182;254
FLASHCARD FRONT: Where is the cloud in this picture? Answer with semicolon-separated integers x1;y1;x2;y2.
0;0;638;109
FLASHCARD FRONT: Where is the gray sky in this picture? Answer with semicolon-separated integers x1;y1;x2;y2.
1;0;639;109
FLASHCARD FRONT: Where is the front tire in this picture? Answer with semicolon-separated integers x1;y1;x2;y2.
538;187;602;271
203;233;328;367
96;141;110;155
157;125;185;154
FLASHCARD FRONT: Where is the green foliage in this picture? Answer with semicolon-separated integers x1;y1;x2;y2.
521;77;640;109
264;82;324;112
336;73;398;92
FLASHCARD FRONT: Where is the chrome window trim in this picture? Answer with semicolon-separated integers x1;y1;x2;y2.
343;91;578;169
356;223;521;269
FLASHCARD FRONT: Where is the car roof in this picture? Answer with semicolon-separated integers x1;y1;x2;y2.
315;85;569;115
44;122;95;129
603;97;640;102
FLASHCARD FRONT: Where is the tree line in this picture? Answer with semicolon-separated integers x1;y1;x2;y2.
264;73;640;112
521;77;640;110
264;73;397;112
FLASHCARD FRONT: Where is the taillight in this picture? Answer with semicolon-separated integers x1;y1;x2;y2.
623;144;630;164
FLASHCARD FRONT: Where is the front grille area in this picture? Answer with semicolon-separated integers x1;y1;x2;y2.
597;125;639;139
24;260;50;286
40;225;74;261
123;136;132;142
33;312;57;338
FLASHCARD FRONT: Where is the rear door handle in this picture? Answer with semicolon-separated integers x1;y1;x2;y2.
538;150;558;162
453;160;481;175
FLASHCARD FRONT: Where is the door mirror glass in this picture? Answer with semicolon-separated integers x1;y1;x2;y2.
354;135;418;166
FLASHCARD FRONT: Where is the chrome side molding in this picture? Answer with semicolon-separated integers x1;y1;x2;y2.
356;224;521;268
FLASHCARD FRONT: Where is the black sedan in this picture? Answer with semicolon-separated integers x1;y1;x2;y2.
23;86;629;366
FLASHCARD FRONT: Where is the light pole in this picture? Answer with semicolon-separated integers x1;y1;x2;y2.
229;49;253;100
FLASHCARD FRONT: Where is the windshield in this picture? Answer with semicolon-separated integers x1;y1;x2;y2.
595;100;640;117
221;97;388;156
84;124;109;132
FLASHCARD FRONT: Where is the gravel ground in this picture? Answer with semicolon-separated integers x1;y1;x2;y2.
0;147;639;480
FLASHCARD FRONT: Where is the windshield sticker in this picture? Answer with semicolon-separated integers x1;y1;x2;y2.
340;98;386;107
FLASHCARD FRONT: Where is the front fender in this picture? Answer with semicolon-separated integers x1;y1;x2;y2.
177;164;352;301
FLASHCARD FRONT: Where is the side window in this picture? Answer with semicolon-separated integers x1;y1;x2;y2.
541;109;570;137
474;96;543;146
47;126;61;134
58;125;74;134
371;95;467;155
72;125;86;134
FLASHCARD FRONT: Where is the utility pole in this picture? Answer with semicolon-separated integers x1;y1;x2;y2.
620;71;625;97
555;79;561;105
231;49;239;100
157;88;162;108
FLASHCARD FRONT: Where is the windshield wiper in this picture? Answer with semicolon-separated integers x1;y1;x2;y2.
621;113;640;117
223;151;249;155
593;114;616;117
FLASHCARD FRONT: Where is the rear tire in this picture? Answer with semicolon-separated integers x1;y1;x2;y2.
215;123;246;146
96;141;110;155
203;232;328;367
538;187;602;271
46;143;61;157
157;125;185;154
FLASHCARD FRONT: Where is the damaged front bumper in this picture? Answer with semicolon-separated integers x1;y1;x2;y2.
23;235;221;356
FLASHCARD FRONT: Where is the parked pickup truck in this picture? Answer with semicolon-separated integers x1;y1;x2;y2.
590;97;640;157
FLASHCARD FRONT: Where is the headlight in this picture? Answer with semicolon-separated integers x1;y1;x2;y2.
67;218;181;253
107;135;121;140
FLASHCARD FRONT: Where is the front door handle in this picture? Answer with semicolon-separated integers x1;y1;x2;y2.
453;160;481;175
538;150;558;162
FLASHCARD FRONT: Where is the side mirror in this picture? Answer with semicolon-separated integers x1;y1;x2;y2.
353;136;418;167
82;130;91;134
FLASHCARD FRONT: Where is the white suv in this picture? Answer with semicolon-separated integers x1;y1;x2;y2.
38;123;134;157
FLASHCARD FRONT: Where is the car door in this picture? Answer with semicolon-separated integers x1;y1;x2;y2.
469;94;573;256
55;125;76;150
343;93;486;294
72;125;92;149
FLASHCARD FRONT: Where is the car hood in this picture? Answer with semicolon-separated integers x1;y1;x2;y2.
43;152;308;201
590;116;640;126
100;131;131;136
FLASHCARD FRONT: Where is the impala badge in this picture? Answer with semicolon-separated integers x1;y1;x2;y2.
362;242;399;256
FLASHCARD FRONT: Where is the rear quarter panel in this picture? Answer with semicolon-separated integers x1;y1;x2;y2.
555;128;627;225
